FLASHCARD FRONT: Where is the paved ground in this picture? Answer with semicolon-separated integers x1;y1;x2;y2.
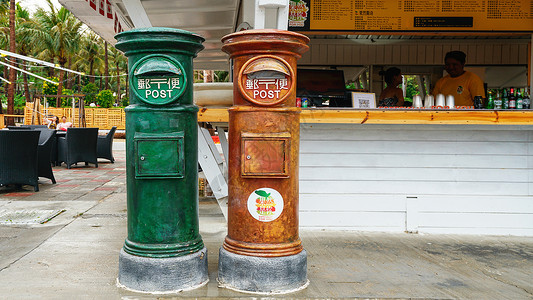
0;140;532;299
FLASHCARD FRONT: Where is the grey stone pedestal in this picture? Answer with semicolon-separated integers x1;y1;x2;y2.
217;247;308;294
118;247;208;293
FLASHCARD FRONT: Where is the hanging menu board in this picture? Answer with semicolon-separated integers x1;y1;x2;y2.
288;0;533;32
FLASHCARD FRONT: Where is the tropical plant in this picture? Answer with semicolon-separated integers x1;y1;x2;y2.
82;82;98;104
33;0;82;106
121;95;129;107
74;32;104;83
96;89;113;108
11;3;35;104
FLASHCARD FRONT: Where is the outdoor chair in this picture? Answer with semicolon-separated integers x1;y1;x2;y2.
36;129;56;184
97;126;116;163
57;128;99;169
0;130;40;191
7;126;31;130
21;125;48;129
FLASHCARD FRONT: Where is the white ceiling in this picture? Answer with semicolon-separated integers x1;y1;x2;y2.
59;0;240;70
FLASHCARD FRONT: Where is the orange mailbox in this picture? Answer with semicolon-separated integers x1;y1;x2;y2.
217;29;309;294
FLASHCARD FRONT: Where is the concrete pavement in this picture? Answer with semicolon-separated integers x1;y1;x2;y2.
0;139;532;299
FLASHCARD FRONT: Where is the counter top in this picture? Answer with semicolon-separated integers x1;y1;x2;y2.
197;107;533;125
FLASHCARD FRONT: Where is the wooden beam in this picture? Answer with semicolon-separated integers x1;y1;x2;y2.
122;0;152;28
197;108;533;125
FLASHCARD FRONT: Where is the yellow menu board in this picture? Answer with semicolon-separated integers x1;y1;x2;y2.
288;0;533;32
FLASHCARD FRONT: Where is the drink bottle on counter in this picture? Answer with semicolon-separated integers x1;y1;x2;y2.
474;96;483;109
509;88;516;109
516;89;524;109
302;97;309;108
494;90;502;109
523;89;530;109
296;97;301;107
486;91;494;109
502;88;509;109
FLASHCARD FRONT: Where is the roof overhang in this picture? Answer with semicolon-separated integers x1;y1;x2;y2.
59;0;240;70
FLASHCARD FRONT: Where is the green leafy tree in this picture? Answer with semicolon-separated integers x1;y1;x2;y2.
74;32;104;84
96;89;113;108
82;82;99;104
42;77;59;106
404;76;419;103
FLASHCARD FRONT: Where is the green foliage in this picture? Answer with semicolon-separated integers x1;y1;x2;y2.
214;71;229;82
96;89;114;108
121;95;129;107
60;89;74;107
404;76;419;103
42;77;59;95
82;83;99;104
1;93;27;110
14;93;26;110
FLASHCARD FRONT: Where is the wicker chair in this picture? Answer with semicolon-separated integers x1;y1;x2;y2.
35;129;56;184
58;128;99;169
7;126;31;130
21;125;48;129
0;130;40;191
97;126;117;163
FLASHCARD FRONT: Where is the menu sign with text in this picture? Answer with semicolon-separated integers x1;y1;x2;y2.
288;0;533;32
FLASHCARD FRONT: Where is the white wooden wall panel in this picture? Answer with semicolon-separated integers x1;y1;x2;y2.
299;124;533;236
300;212;406;229
299;40;529;66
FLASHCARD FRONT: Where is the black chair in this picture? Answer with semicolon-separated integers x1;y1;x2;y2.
36;129;56;184
0;130;40;191
7;126;31;130
21;125;48;129
97;126;117;163
58;128;99;169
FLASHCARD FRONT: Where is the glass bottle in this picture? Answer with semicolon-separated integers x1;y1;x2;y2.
516;88;523;109
502;88;509;109
494;89;502;109
523;89;530;109
486;90;494;109
509;88;516;109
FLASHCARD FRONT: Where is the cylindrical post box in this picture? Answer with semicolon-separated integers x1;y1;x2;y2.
217;29;310;294
115;27;207;293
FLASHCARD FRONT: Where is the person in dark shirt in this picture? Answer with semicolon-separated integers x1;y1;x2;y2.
378;67;405;107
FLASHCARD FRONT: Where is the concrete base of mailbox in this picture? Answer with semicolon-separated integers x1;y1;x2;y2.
217;248;308;294
118;247;208;293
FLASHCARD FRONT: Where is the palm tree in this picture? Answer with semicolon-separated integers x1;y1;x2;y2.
6;0;15;124
109;46;126;105
74;32;104;84
15;4;33;103
34;0;82;107
0;0;9;114
104;41;109;89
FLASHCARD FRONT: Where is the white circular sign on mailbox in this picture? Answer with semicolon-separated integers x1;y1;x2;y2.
247;187;284;222
130;54;186;106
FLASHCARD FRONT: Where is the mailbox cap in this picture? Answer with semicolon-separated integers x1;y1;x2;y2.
115;27;205;57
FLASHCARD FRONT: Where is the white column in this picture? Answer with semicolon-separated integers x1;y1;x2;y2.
254;0;289;30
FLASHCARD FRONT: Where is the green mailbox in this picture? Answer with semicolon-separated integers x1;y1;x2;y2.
115;27;207;293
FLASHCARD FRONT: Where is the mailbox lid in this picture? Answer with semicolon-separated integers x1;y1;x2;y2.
134;132;185;179
241;132;290;178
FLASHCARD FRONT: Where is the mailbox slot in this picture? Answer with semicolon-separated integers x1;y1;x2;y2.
241;132;290;178
134;132;185;179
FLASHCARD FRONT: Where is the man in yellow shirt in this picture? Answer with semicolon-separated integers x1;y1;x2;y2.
432;50;485;107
